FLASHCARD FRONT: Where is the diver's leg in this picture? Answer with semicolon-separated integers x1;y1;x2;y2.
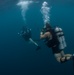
64;54;72;57
60;50;65;56
29;38;38;46
61;51;73;60
54;50;74;63
54;51;71;63
29;38;40;50
54;53;62;62
59;51;73;63
63;54;72;61
54;53;68;63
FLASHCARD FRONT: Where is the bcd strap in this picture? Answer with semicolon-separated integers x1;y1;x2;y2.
58;34;64;37
55;31;63;33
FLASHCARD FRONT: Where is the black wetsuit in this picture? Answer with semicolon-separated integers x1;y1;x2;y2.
21;28;31;41
42;28;62;54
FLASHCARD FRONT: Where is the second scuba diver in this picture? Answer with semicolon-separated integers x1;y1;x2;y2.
18;26;41;50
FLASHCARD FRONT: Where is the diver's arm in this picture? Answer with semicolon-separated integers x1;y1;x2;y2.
40;33;46;39
40;32;51;39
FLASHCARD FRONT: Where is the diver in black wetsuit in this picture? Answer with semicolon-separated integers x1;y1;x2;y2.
40;22;74;63
18;26;40;50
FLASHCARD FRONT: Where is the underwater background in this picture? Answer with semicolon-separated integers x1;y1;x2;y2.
0;0;74;75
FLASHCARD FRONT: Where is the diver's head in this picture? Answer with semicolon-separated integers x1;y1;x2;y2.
44;22;52;29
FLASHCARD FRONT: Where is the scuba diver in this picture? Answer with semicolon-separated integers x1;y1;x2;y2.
40;22;74;63
18;26;41;50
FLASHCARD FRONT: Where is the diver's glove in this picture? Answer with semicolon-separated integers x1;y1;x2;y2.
36;46;41;51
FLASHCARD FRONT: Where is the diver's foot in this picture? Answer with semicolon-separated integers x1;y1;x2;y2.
36;46;41;51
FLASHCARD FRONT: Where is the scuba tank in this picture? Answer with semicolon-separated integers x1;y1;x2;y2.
55;27;67;50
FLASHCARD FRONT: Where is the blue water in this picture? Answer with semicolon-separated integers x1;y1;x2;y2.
0;0;74;75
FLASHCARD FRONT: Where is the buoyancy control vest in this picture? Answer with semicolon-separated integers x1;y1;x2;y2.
43;28;60;48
